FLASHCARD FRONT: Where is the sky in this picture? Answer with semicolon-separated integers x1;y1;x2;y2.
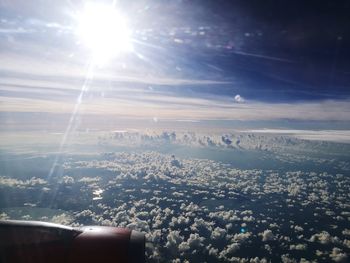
0;0;350;130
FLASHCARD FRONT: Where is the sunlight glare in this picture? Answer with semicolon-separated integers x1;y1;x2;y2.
77;2;133;65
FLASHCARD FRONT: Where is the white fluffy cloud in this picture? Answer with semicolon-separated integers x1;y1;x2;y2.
310;231;333;244
219;242;240;259
289;243;307;251
330;247;348;262
179;233;205;252
4;140;346;262
165;230;184;250
232;232;252;243
234;94;245;103
211;227;226;240
342;229;350;237
261;230;275;242
51;213;74;225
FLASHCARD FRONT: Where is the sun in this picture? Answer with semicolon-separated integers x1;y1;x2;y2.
76;2;133;65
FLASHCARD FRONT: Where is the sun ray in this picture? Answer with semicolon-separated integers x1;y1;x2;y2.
76;2;133;65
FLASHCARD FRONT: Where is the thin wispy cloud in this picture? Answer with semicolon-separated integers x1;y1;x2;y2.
0;48;231;87
1;92;350;122
244;129;350;143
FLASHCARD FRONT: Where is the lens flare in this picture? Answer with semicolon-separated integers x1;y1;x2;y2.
76;2;133;65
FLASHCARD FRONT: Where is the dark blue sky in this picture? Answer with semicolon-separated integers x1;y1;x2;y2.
129;0;350;102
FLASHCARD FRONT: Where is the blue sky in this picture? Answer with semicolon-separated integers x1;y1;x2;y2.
0;0;350;129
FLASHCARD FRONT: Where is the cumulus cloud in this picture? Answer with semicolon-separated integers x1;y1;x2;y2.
127;217;150;232
51;213;74;225
3;143;348;262
219;242;241;259
310;231;333;244
170;216;190;227
60;176;74;185
0;176;47;188
0;212;10;220
342;229;350;237
234;94;245;103
165;230;184;250
232;232;252;243
146;229;162;243
179;233;205;252
330;247;348;262
97;129;350;153
261;230;275;242
292;225;304;233
190;218;214;232
211;227;226;240
289;243;307;251
206;245;219;257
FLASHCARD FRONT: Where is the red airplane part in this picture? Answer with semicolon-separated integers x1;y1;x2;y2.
0;220;145;263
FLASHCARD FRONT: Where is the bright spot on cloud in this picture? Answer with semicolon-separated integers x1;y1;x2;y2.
76;2;133;65
234;94;245;103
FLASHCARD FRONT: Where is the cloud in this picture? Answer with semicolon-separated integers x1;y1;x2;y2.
0;28;33;34
0;2;349;128
1;61;350;122
0;176;47;188
292;225;304;233
232;232;252;243
60;175;74;185
51;213;74;225
179;233;205;252
280;254;297;263
146;229;162;243
210;227;226;240
170;215;190;227
261;230;275;241
0;212;10;220
2;148;347;261
207;245;219;257
2;94;350;123
342;229;350;237
343;239;350;249
127;217;150;232
165;230;184;250
234;94;245;103
310;231;333;244
246;129;350;144
289;243;307;251
78;177;100;183
219;242;240;259
330;248;348;262
0;47;229;101
190;218;214;232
